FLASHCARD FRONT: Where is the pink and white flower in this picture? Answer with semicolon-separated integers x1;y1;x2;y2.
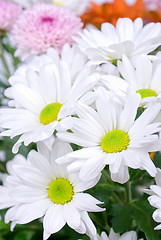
0;1;21;32
11;3;83;60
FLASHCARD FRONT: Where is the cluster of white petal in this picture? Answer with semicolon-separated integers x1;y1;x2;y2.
0;140;104;240
74;18;161;66
118;54;161;107
91;229;143;240
8;0;95;16
1;16;161;239
57;88;161;183
146;169;161;230
8;0;51;8
52;0;89;16
0;44;100;153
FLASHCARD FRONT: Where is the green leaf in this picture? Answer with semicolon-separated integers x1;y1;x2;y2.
130;200;161;240
87;182;113;206
111;203;133;233
135;107;144;120
154;151;161;169
129;169;146;181
0;220;9;231
14;230;35;240
70;143;83;151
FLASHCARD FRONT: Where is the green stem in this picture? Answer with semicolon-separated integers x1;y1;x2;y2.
112;191;122;203
102;169;113;184
15;226;42;231
103;211;110;232
125;181;132;203
90;213;110;232
0;37;11;78
0;162;7;173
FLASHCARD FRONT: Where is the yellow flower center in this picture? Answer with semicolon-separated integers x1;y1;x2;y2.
52;0;65;6
101;129;130;153
48;178;74;205
39;102;62;125
136;89;157;99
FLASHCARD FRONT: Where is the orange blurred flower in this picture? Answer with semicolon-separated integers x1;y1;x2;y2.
144;10;161;23
81;0;145;28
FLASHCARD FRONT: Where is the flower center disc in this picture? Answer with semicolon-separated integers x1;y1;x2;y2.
41;16;54;24
48;178;74;204
136;89;157;99
39;102;62;125
101;129;130;153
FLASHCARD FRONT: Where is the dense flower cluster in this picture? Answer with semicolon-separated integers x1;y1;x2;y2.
0;1;21;32
11;3;83;60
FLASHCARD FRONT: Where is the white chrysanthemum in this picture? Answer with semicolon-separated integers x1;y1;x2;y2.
91;229;143;240
74;18;161;66
146;168;161;230
5;44;88;105
57;87;161;184
96;74;128;100
0;140;104;239
79;229;143;240
7;0;51;8
0;45;99;153
52;0;89;16
96;62;120;77
118;54;161;107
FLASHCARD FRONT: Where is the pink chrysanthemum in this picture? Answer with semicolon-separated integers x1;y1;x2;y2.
0;1;21;32
11;3;83;60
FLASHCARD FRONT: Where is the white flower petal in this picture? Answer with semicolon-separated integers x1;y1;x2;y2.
64;203;81;229
118;93;140;131
111;165;129;184
79;156;105;181
73;193;104;212
43;204;66;235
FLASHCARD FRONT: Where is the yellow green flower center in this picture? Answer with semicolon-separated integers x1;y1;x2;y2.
101;129;130;153
48;178;74;205
39;102;62;125
136;89;157;99
52;0;64;6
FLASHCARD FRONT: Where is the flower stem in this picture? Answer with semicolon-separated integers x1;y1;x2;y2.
125;181;132;203
90;213;110;232
0;162;7;173
0;37;11;78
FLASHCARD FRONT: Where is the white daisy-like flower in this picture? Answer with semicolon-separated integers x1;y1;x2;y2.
96;62;120;77
7;0;51;8
118;54;161;107
145;168;161;230
0;140;104;239
57;87;161;184
79;229;143;240
0;45;99;153
74;18;161;66
52;0;89;16
91;229;143;240
5;44;88;105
